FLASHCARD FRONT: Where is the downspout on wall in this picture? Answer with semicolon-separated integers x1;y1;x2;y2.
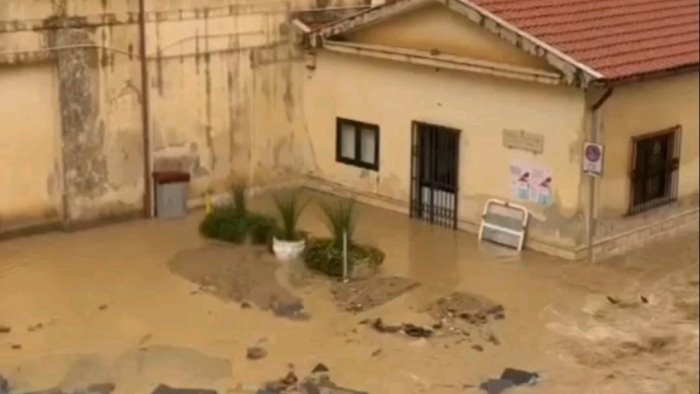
138;0;153;218
586;86;614;263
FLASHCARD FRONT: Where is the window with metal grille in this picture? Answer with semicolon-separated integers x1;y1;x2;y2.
336;118;379;170
629;126;681;214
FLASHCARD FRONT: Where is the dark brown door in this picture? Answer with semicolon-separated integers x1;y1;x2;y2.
410;122;460;228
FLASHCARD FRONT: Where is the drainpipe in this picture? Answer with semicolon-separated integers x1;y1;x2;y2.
586;87;614;263
138;0;153;218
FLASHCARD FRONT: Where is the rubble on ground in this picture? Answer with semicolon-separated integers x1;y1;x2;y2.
258;365;367;394
331;276;419;313
151;384;217;394
478;368;539;394
368;318;434;338
168;245;308;320
427;292;506;324
247;346;267;360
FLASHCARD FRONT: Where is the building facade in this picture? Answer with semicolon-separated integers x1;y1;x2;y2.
299;0;699;260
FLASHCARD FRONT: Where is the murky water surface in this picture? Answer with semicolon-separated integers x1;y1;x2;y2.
0;194;697;393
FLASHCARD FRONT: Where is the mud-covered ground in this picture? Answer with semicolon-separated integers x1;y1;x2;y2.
0;194;697;394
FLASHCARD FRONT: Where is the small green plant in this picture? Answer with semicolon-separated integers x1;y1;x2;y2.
320;198;357;247
303;238;384;277
248;213;277;245
199;184;277;245
231;180;248;216
272;189;308;241
302;197;384;278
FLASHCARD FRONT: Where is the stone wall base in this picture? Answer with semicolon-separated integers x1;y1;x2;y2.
581;208;699;262
303;176;698;262
3;174;695;263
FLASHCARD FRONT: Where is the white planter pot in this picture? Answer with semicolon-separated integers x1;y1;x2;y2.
272;237;306;261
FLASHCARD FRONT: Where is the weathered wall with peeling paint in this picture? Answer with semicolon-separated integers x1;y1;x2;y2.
346;2;553;71
0;63;63;232
0;0;364;232
303;50;588;252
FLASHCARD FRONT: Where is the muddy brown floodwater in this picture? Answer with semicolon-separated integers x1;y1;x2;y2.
0;191;697;394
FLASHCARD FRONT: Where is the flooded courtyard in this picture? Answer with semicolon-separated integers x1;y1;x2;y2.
0;194;697;394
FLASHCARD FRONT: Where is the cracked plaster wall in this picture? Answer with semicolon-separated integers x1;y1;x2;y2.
0;0;363;232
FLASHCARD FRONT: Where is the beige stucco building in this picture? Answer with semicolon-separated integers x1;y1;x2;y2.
297;0;699;260
0;0;697;261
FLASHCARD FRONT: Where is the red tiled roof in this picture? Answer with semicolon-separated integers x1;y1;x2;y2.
469;0;700;80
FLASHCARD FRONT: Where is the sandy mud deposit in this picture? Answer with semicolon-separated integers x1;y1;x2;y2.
168;244;308;320
544;243;700;394
331;276;420;312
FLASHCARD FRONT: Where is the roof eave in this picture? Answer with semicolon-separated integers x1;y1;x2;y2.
311;0;603;88
597;64;700;87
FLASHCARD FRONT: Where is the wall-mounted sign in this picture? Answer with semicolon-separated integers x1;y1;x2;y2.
582;141;604;177
502;129;544;154
509;161;553;207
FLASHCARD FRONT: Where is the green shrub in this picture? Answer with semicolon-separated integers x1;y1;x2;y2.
272;189;308;241
199;205;276;245
320;198;357;247
303;238;385;277
248;213;277;245
219;215;249;244
199;206;238;238
231;180;248;216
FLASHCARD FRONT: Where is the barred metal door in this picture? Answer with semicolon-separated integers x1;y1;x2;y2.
410;122;460;228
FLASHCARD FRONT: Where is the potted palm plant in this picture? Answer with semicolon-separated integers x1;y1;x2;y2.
272;189;308;260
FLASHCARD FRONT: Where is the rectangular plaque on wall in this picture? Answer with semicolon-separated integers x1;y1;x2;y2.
502;129;544;154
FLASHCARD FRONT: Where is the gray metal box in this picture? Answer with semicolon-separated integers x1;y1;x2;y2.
155;181;188;219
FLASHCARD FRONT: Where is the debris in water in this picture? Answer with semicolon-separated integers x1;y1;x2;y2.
0;326;10;334
139;333;153;345
241;301;252;309
371;318;401;334
472;345;484;352
640;295;649;304
371;348;382;357
0;375;8;394
247;346;268;360
427;292;505;327
402;324;433;338
487;334;500;346
479;378;514;394
273;300;309;320
86;382;116;393
151;384;217;393
479;368;539;393
27;322;44;332
168;246;306;321
312;363;330;374
10;344;21;350
283;372;298;384
98;304;109;311
500;368;539;386
332;276;419;312
606;296;620;305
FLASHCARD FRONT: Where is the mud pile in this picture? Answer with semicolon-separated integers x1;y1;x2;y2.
168;244;308;320
331;276;419;312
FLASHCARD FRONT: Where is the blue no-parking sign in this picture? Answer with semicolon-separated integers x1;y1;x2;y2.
583;142;604;177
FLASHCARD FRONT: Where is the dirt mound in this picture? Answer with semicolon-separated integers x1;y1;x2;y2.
168;244;307;320
426;292;505;323
331;276;419;312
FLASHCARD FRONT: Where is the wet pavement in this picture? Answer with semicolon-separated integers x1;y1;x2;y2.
0;192;697;394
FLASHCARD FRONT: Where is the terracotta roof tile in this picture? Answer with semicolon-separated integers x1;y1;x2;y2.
469;0;700;79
